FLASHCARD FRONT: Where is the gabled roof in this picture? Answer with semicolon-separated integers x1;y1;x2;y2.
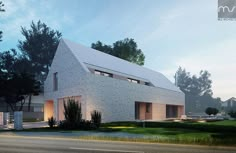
225;97;236;102
62;38;182;93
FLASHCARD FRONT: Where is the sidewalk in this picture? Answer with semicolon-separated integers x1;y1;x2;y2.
0;121;48;130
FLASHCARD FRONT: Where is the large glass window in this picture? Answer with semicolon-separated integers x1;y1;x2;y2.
166;105;178;118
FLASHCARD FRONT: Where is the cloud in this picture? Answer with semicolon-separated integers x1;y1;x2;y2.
161;39;236;100
1;0;27;19
0;0;74;51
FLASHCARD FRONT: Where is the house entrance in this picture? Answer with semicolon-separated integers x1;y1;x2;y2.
135;102;152;120
44;100;54;121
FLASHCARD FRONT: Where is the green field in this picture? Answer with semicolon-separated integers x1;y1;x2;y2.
100;120;236;145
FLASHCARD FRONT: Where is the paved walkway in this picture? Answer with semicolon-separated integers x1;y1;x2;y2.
0;121;48;130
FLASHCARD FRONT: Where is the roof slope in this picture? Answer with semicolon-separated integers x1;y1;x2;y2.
225;97;236;102
62;38;182;93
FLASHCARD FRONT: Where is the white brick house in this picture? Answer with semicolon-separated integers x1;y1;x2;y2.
44;39;185;122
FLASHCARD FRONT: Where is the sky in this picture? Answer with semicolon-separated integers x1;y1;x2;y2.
0;0;235;100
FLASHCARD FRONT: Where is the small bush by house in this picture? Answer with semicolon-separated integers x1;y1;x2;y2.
59;98;102;130
48;116;56;128
91;110;102;129
205;107;219;115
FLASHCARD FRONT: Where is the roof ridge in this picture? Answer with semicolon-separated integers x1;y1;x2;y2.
62;38;164;75
61;38;182;93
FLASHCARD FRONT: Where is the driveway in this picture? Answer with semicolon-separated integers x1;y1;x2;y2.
1;121;48;129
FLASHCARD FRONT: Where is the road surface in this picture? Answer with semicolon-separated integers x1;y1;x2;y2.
0;135;235;153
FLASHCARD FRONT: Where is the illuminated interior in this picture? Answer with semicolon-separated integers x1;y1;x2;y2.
44;100;54;121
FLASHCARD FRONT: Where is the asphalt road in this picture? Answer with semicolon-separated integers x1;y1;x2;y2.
0;135;235;153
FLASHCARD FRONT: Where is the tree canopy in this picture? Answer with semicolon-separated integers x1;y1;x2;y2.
0;20;61;111
91;38;145;65
0;50;40;111
175;67;213;96
18;20;62;83
175;67;220;114
205;107;219;115
0;49;31;74
0;1;4;11
0;71;40;112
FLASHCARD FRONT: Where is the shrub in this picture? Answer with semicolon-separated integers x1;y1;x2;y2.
48;116;56;128
79;119;96;130
63;99;82;129
205;107;219;115
58;120;70;129
60;99;103;130
58;119;96;130
228;111;236;118
91;110;102;129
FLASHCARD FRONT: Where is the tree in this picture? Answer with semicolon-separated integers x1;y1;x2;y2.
0;50;39;111
18;20;62;83
0;1;5;42
194;70;213;96
174;67;191;93
0;49;24;73
205;107;219;115
228;111;236;118
0;72;40;111
175;67;220;114
91;41;113;54
92;38;145;65
0;1;4;12
175;67;212;96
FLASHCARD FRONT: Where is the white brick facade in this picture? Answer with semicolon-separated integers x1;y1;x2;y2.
44;39;185;122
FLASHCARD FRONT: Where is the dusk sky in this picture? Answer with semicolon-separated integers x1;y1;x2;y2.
0;0;235;100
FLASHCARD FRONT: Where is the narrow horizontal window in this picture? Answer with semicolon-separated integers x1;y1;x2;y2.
94;70;113;77
94;70;101;75
127;78;139;84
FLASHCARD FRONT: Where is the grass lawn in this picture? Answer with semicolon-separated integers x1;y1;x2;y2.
2;120;235;146
119;127;207;135
100;120;236;145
